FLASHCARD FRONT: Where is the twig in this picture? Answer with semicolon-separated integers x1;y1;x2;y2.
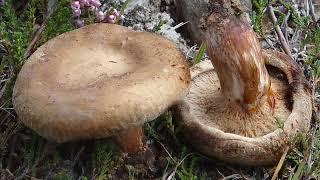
172;21;189;30
268;5;293;59
222;174;242;180
23;19;48;60
186;45;197;59
5;169;15;177
263;37;276;49
281;12;291;44
271;146;290;180
0;108;15;118
311;76;320;99
166;153;193;180
305;0;310;17
71;146;85;167
159;142;177;164
306;126;317;176
23;0;57;60
0;40;14;100
309;0;318;22
290;29;300;46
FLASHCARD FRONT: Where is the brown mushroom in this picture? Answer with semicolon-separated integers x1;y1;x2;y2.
174;12;312;165
13;23;190;154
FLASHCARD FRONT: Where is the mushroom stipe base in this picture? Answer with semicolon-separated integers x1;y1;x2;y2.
175;50;312;166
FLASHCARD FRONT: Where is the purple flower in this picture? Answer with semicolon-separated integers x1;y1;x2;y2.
71;1;80;10
278;5;287;13
75;19;84;27
113;9;120;16
107;14;116;24
0;0;4;6
73;8;81;17
88;6;97;11
80;0;90;7
96;11;106;21
90;0;101;7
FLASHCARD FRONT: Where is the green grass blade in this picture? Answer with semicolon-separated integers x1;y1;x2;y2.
193;43;207;65
116;0;130;24
291;161;306;180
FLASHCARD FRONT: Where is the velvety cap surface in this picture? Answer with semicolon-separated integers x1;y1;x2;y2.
13;23;191;143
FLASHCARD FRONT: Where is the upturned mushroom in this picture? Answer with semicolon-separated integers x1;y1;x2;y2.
13;23;190;154
174;6;312;165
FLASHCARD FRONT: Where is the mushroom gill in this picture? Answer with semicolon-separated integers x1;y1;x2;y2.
174;1;312;166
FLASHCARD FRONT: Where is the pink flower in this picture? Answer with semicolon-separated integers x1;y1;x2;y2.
88;6;97;11
75;19;84;27
96;11;106;21
107;14;116;24
73;8;81;17
90;0;101;7
113;9;119;16
79;0;90;7
71;1;80;10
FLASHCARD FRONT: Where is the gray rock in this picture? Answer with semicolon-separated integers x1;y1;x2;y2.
123;0;190;54
174;0;209;44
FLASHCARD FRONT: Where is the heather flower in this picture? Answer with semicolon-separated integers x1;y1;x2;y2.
96;11;106;21
71;1;80;10
73;8;81;17
113;9;120;16
107;14;116;24
80;0;90;7
70;0;126;26
75;19;84;27
88;6;97;11
91;0;101;7
0;0;4;6
278;5;287;13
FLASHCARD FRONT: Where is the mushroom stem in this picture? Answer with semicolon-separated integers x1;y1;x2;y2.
114;127;145;154
204;14;272;111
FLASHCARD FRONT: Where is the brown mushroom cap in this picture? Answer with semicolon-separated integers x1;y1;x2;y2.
13;23;190;143
174;50;312;166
